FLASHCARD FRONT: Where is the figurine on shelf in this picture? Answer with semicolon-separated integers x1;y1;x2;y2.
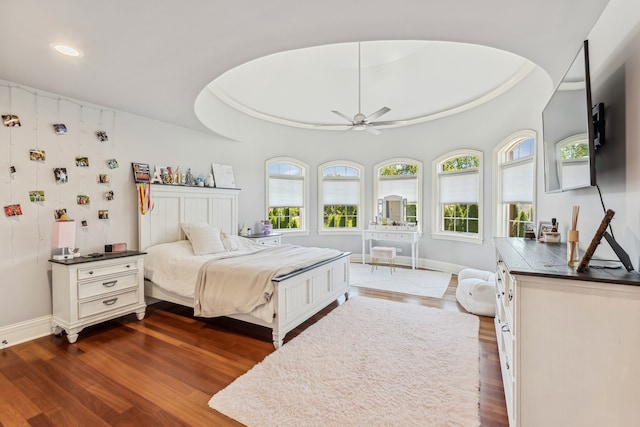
185;168;195;186
151;165;163;184
205;173;215;187
174;166;182;185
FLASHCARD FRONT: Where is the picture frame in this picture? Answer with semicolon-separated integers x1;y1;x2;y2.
131;162;150;183
2;114;21;127
537;221;553;239
211;163;236;188
53;123;68;135
53;167;68;184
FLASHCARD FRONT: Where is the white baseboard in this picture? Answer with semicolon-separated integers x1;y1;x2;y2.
351;254;467;275
0;315;52;349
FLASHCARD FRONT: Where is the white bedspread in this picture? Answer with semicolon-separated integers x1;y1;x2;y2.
194;245;342;319
144;240;342;323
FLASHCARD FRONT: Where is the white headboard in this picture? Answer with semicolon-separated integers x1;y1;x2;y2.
138;185;239;250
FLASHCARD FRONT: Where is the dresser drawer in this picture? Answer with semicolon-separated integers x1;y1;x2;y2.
78;289;139;319
77;260;138;280
78;272;138;299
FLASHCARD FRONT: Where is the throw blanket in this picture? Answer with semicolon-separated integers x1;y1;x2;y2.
194;245;342;321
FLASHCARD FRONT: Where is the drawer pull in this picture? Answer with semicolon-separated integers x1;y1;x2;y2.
103;298;118;306
88;271;94;275
126;265;131;268
103;280;117;288
509;289;513;301
501;324;510;333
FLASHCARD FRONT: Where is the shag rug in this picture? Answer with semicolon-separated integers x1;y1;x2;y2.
209;296;480;427
350;262;452;298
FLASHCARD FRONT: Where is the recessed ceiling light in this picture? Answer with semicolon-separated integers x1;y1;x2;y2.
51;44;83;57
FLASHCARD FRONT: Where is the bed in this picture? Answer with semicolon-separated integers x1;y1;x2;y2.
138;185;351;348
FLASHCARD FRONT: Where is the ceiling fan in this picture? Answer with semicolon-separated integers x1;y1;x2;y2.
317;43;405;135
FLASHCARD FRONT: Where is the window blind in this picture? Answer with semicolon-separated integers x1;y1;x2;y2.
269;177;303;207
323;180;359;205
502;160;533;203
439;170;478;204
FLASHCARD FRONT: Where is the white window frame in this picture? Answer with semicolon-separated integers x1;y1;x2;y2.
318;161;364;235
432;149;483;244
493;130;536;238
265;157;309;236
373;158;422;232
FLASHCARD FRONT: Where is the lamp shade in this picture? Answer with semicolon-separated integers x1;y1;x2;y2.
52;221;76;249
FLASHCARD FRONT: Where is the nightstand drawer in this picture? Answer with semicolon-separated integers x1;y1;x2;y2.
78;272;138;299
78;289;139;319
77;260;138;280
256;237;280;246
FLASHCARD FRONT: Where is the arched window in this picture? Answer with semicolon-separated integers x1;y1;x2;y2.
265;157;308;234
318;161;364;234
373;158;422;230
494;130;536;237
432;150;483;244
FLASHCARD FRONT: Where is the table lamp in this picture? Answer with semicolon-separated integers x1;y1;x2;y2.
52;220;76;260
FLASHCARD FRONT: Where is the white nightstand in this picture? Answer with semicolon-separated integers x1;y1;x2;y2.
245;233;282;246
50;251;146;343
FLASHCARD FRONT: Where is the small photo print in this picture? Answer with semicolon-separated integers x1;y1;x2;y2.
54;208;68;220
30;149;46;161
132;162;151;183
53;167;68;183
98;210;109;220
105;190;114;201
77;195;90;205
4;204;22;216
2;114;21;127
29;191;45;202
75;156;89;167
10;165;16;174
98;174;110;183
95;130;108;142
106;158;119;169
53;123;68;135
81;220;88;227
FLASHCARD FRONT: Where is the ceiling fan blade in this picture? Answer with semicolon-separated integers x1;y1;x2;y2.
331;110;355;123
365;107;390;122
364;126;382;135
370;119;407;126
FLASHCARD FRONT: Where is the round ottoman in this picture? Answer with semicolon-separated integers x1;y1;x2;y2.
456;268;496;316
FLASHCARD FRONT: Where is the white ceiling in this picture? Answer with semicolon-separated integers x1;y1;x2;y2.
0;0;610;134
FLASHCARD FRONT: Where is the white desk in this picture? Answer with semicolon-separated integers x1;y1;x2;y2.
362;228;419;269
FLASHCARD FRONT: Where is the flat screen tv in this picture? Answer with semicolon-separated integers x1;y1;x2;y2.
543;40;604;193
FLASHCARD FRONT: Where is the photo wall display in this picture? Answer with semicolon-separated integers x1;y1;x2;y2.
3;102;121;223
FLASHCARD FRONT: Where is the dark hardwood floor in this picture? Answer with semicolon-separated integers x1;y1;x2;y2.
0;271;508;426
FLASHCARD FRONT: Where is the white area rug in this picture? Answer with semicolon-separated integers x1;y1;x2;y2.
209;296;480;427
350;262;452;298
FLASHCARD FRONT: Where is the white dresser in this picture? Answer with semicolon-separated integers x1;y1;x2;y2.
493;238;640;426
50;251;146;343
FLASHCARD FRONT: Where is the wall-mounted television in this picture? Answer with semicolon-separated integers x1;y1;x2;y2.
543;40;604;193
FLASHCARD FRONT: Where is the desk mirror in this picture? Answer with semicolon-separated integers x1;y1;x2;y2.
377;195;407;224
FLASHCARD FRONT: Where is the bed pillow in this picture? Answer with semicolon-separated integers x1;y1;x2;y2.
180;222;208;240
188;224;226;255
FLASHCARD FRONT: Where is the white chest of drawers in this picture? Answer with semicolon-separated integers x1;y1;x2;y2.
50;251;146;343
493;238;640;426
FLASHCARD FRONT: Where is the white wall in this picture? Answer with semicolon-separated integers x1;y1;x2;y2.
536;1;640;268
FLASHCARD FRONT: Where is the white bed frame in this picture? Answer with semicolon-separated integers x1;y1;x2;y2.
138;185;350;348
